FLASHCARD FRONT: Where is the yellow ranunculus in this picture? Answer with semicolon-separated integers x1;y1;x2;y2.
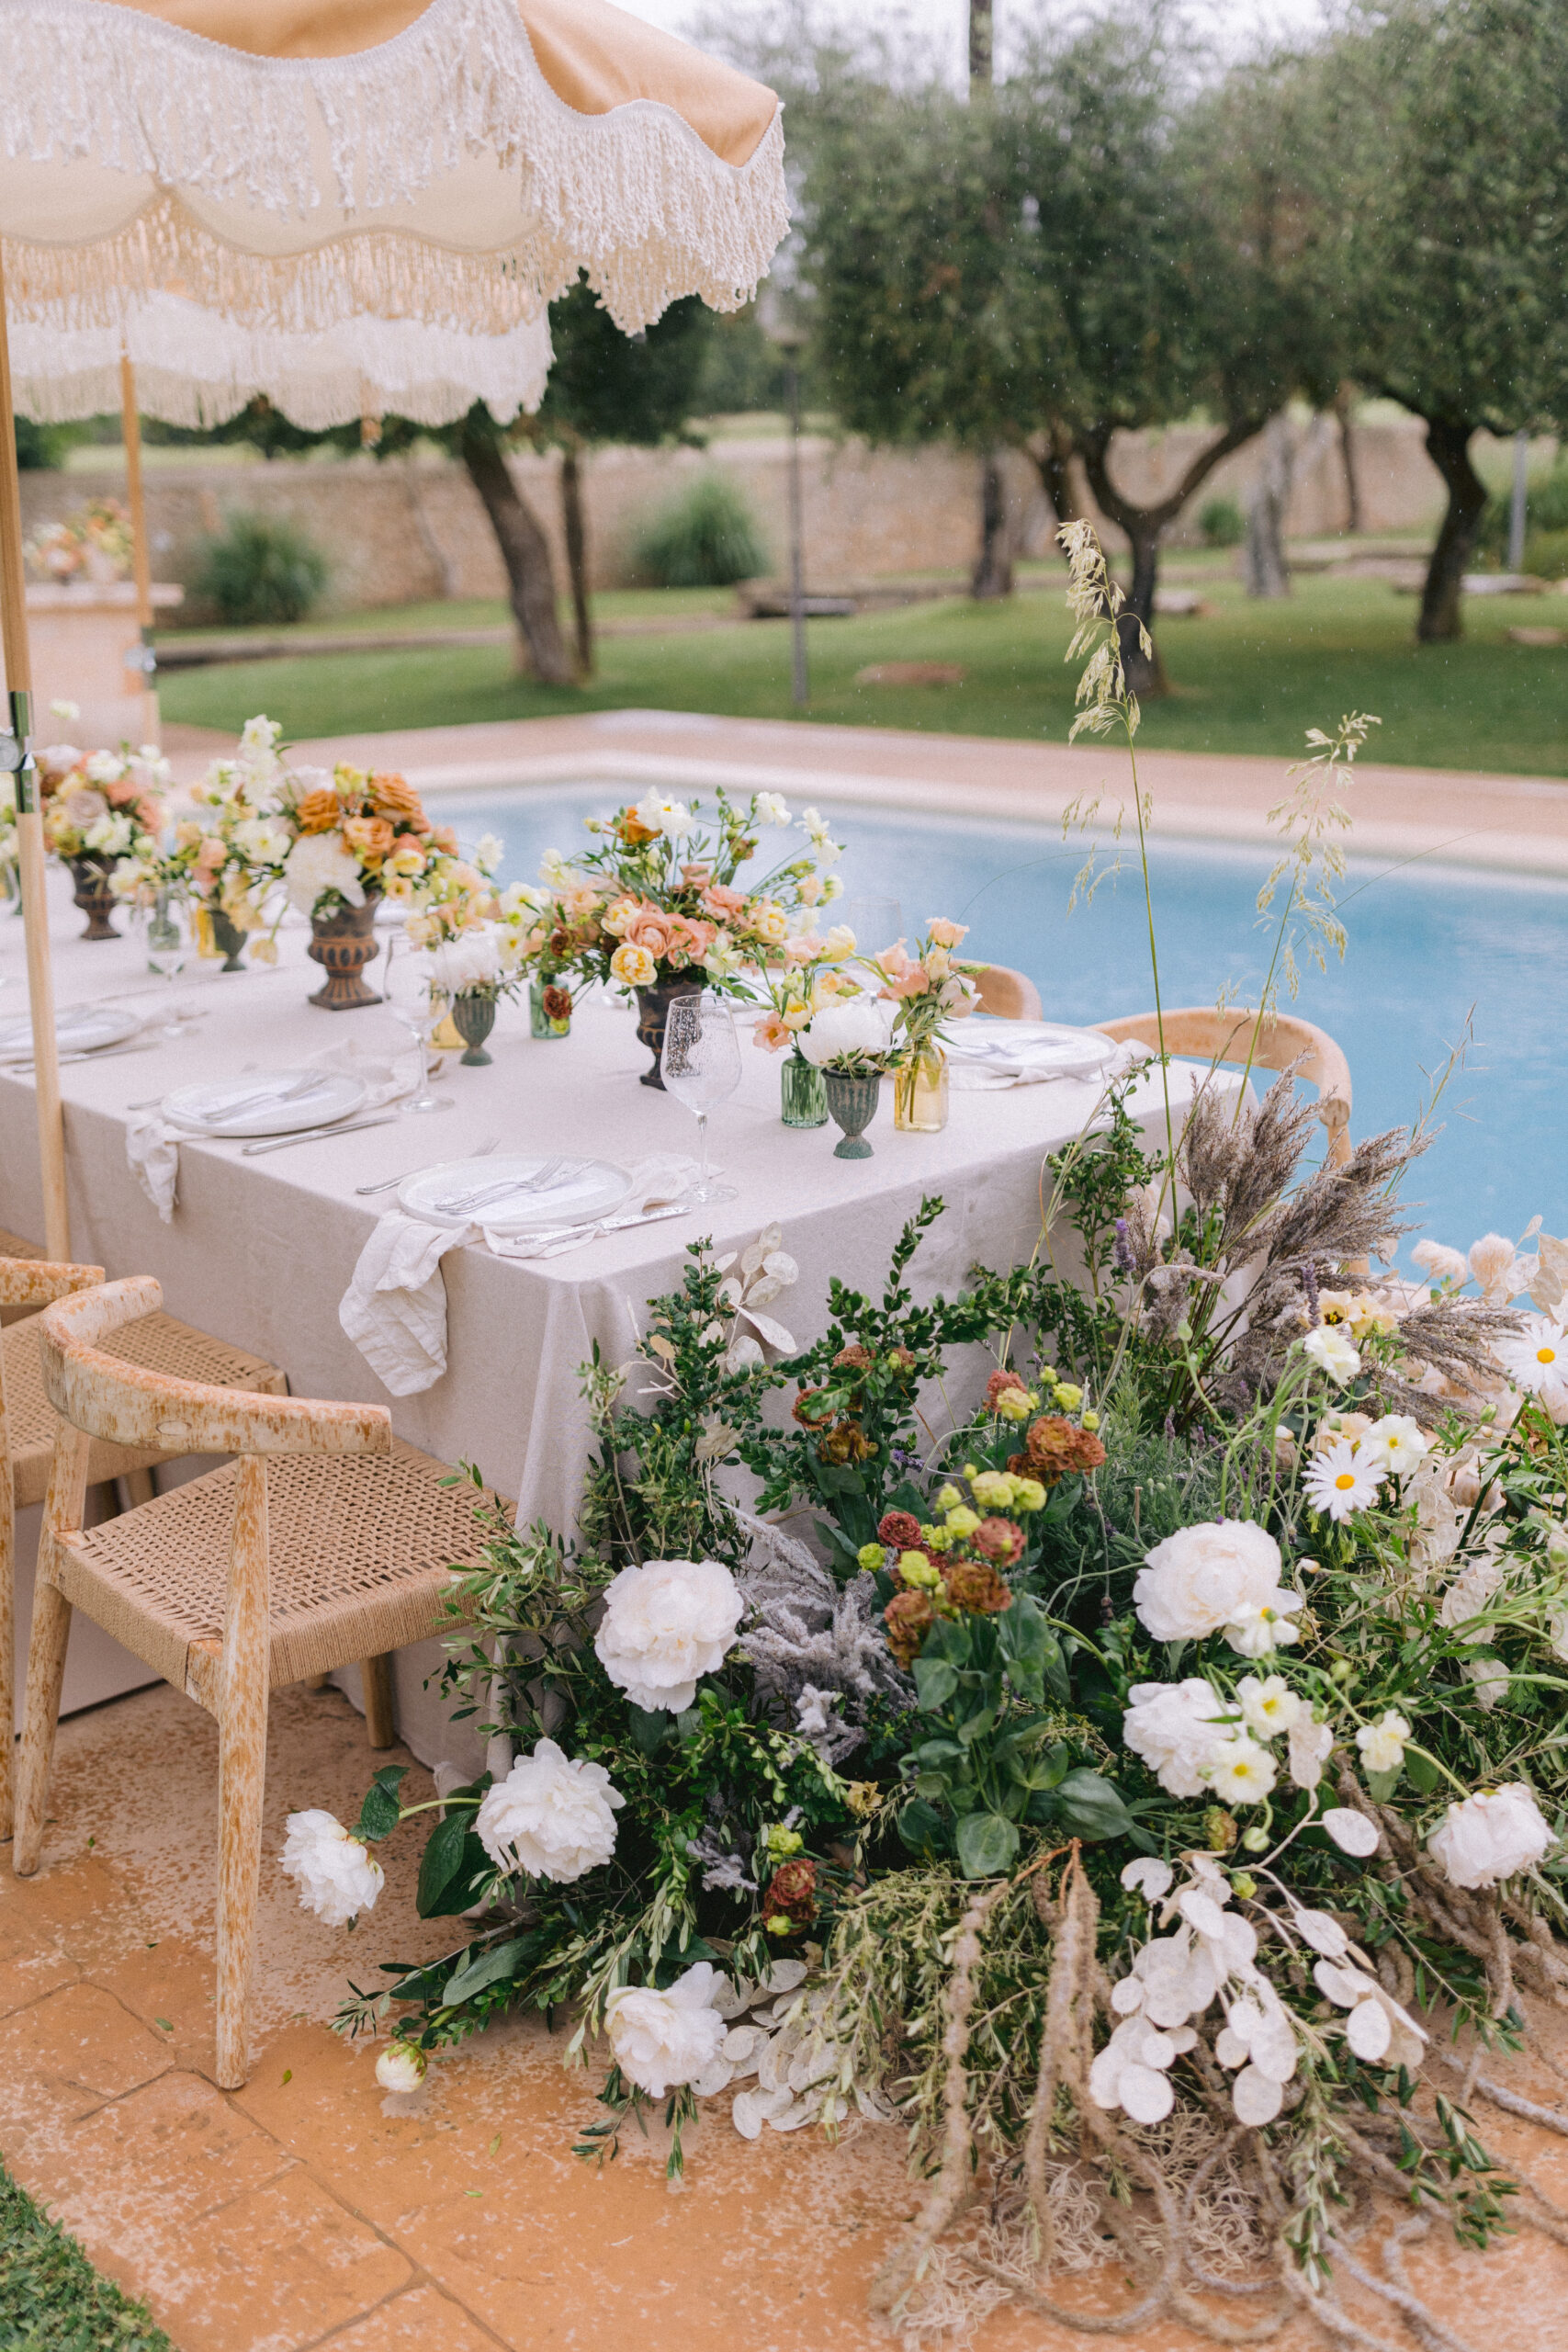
898;1551;942;1589
994;1386;1032;1422
1053;1382;1085;1410
944;1505;981;1537
968;1470;1013;1510
610;941;658;989
1008;1476;1047;1513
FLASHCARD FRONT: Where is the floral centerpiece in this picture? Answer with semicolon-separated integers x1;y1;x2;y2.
519;788;845;1087
747;922;860;1125
25;497;134;584
794;993;896;1157
869;918;984;1132
37;737;170;939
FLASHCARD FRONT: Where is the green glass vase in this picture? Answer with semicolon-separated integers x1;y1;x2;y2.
781;1051;828;1128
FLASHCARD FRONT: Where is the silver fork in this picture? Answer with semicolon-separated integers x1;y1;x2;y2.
430;1157;570;1217
355;1134;499;1198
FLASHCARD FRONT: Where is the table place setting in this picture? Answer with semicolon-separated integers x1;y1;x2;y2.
125;1035;425;1220
0;994;207;1073
338;1149;699;1397
943;1017;1141;1090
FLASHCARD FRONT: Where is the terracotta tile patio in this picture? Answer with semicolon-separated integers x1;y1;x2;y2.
3;1679;1568;2351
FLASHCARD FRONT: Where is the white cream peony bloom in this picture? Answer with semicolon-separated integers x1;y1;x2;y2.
284;830;365;914
1355;1710;1411;1776
1427;1783;1553;1888
1121;1679;1236;1798
1303;1438;1382;1523
375;2041;428;2093
281;1809;384;1925
1303;1325;1360;1384
474;1739;625;1883
604;1961;728;2098
798;996;892;1069
1133;1520;1303;1649
594;1557;745;1713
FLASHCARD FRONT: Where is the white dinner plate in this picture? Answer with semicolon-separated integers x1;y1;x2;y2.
161;1069;368;1138
0;1004;142;1061
398;1154;633;1236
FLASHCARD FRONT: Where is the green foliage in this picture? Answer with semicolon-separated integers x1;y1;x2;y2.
1200;494;1246;547
540;280;714;448
1523;527;1568;581
194;510;328;625
0;2162;171;2351
1478;461;1568;558
631;474;768;588
691;303;795;414
13;417;86;472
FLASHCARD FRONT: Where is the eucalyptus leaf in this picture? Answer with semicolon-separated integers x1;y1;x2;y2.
355;1765;408;1845
1048;1768;1135;1842
956;1809;1020;1879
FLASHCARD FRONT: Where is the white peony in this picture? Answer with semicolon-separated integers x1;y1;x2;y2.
1133;1520;1303;1652
429;927;502;994
1427;1783;1553;1889
798;996;893;1069
474;1739;624;1883
375;2041;428;2093
1121;1679;1236;1798
594;1556;745;1713
1355;1710;1411;1776
604;1961;729;2098
281;1809;384;1925
284;829;365;913
1303;1325;1360;1384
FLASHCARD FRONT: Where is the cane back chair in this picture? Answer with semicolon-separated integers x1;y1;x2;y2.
14;1276;499;2087
973;965;1043;1021
1;1252;288;1841
1092;1006;1353;1170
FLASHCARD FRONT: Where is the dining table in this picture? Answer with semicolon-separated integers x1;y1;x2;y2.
0;868;1215;1772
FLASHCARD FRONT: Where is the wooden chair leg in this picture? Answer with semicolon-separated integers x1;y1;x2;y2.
13;1584;72;1876
1;1463;14;1848
362;1654;395;1750
215;1456;269;2090
116;1468;156;1510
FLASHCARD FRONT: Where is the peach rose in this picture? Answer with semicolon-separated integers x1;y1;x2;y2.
342;815;395;864
610;941;658;989
294;788;342;834
195;835;226;874
700;883;747;923
368;773;430;831
624;913;674;958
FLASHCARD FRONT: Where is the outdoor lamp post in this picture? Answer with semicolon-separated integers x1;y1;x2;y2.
760;291;810;707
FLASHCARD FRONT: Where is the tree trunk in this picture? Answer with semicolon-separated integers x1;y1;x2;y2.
559;441;594;680
1334;381;1362;536
968;0;992;85
970;450;1013;600
1078;413;1267;699
1417;418;1486;645
1244;412;1294;599
1033;422;1080;527
457;414;574;685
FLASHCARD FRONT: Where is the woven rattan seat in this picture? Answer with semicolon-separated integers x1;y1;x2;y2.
62;1439;491;1707
13;1274;500;2088
4;1307;285;1509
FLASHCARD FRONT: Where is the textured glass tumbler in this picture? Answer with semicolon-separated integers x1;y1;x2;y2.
893;1046;950;1133
780;1051;828;1127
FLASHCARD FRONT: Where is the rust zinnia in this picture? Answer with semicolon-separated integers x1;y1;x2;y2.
971;1515;1024;1566
884;1588;935;1667
792;1387;835;1429
877;1509;924;1553
819;1419;873;1465
1010;1414;1107;1486
541;985;572;1023
941;1555;1014;1616
833;1342;874;1374
761;1858;818;1930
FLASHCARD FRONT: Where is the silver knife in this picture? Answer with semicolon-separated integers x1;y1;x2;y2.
525;1202;690;1255
239;1113;400;1158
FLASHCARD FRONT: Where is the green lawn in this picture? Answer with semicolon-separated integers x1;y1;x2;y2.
0;2163;171;2351
159;571;1568;775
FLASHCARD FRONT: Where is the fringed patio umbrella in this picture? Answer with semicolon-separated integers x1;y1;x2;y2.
0;0;787;1252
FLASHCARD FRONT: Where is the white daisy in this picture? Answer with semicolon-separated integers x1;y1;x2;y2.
1495;1317;1568;1396
1303;1439;1382;1523
1358;1415;1431;1478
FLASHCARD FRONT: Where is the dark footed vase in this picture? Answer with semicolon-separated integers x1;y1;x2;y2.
634;978;704;1090
68;856;118;942
307;892;381;1011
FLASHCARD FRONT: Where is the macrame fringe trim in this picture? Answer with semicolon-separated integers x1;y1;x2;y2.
0;0;789;332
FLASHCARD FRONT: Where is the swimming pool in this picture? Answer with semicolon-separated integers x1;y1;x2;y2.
434;780;1568;1262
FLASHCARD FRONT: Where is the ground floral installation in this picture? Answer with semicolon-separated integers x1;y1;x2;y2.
281;536;1568;2346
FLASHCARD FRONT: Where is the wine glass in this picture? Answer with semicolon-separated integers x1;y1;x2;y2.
381;929;450;1114
141;889;189;1035
661;994;741;1205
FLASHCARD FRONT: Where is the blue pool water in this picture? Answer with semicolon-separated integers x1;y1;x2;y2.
435;781;1568;1261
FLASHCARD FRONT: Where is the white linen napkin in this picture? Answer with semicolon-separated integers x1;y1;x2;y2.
127;1038;423;1222
339;1154;697;1396
946;1019;1138;1091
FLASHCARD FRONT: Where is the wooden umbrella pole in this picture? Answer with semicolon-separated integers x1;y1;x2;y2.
0;243;70;1259
118;352;159;746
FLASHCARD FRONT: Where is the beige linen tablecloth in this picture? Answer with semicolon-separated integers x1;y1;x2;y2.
0;869;1206;1770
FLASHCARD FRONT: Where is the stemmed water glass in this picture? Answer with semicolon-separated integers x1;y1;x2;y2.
661;994;741;1204
833;894;904;960
141;889;189;1035
381;929;450;1114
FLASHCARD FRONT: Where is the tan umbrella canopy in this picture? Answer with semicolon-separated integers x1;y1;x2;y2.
0;0;787;1253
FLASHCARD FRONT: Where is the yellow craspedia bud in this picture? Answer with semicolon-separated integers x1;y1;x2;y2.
994;1386;1032;1423
857;1542;887;1571
921;1523;953;1554
935;1483;963;1512
1038;1370;1058;1387
1009;1476;1047;1513
1053;1382;1084;1411
944;1506;981;1537
898;1550;942;1589
765;1914;795;1936
1081;1409;1100;1432
962;1463;978;1479
766;1824;805;1861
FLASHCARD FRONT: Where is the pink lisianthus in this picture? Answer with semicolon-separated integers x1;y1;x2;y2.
195;835;226;875
680;861;714;888
784;932;823;965
885;963;931;1001
755;1012;793;1052
927;917;968;947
